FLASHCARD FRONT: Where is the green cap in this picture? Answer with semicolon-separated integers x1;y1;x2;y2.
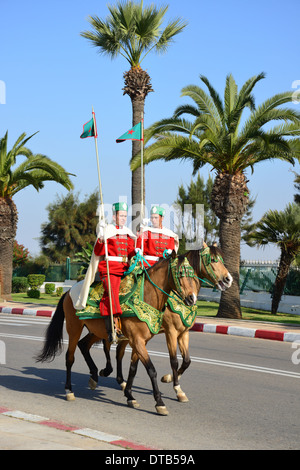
150;205;165;216
113;202;128;212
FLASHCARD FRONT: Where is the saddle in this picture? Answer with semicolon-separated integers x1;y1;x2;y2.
75;259;164;334
75;255;199;334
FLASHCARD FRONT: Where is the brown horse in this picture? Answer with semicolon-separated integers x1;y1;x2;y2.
36;251;203;415
75;244;232;403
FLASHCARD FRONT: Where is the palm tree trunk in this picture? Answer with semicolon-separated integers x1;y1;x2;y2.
271;249;293;315
217;218;242;319
0;197;18;298
131;97;145;231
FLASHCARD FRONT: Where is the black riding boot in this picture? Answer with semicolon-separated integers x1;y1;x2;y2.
104;317;113;343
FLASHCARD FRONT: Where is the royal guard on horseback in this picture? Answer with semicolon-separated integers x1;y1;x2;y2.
136;205;179;266
94;202;136;342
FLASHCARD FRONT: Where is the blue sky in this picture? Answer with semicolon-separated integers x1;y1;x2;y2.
1;0;299;261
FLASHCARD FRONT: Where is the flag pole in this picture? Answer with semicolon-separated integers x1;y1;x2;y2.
140;112;145;254
92;107;117;344
141;111;144;221
92;107;104;219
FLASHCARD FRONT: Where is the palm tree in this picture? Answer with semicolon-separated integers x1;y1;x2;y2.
0;131;74;297
131;73;300;318
245;203;300;314
80;0;187;218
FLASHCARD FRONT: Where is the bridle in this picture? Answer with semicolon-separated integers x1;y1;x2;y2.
197;246;224;287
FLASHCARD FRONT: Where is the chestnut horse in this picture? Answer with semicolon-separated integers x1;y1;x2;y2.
36;251;202;415
74;244;232;403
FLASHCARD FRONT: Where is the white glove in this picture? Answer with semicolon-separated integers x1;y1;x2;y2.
96;219;106;239
141;218;150;228
135;248;143;254
166;249;172;255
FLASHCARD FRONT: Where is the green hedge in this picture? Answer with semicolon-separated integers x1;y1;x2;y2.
12;277;29;293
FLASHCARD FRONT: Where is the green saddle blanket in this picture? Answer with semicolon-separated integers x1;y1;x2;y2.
75;262;164;334
166;296;198;328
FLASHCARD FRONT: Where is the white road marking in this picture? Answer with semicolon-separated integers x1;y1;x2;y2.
1;330;299;380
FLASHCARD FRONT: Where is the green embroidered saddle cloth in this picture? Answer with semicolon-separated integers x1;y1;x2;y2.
166;296;198;328
75;261;164;334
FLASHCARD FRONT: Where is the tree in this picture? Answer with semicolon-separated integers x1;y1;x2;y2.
175;173;218;253
131;73;300;318
13;241;30;267
175;173;256;254
294;172;300;204
0;131;73;297
81;0;187;221
245;203;300;314
41;191;99;262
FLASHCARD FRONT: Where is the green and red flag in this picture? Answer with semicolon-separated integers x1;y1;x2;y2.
80;112;98;138
116;122;142;143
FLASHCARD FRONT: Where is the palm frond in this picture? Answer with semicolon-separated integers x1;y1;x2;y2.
224;73;238;124
138;74;300;179
199;75;224;123
240;92;300;141
81;2;187;67
131;132;206;171
246;203;300;254
0;132;74;197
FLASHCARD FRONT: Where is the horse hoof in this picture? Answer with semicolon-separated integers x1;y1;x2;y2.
66;392;75;401
156;405;169;416
161;374;172;383
177;393;189;403
127;400;140;409
99;368;113;377
89;377;98;390
120;381;127;391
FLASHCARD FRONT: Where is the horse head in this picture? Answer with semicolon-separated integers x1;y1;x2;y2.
170;254;200;307
197;242;232;291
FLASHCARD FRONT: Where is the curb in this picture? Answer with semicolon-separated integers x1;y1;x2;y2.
0;407;158;450
0;306;54;318
1;305;300;343
191;322;300;343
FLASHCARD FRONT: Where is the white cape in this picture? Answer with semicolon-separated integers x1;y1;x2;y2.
72;224;136;310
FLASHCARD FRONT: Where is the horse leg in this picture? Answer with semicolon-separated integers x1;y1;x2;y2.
162;329;188;402
123;351;140;409
64;299;84;400
116;340;129;390
177;331;191;380
78;332;100;390
129;338;168;415
161;328;189;403
161;327;179;385
65;329;83;401
99;339;113;378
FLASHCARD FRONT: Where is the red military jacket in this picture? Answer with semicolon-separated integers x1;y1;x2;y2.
94;225;136;276
136;227;178;266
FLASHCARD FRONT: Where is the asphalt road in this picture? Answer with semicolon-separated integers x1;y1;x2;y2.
1;313;300;450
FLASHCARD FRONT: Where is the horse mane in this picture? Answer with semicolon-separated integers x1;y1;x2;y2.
145;244;224;274
208;244;224;259
182;245;224;273
178;251;200;273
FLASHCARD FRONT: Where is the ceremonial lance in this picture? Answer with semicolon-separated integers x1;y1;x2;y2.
81;108;117;343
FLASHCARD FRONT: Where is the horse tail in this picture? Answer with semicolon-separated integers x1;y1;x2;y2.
35;292;67;363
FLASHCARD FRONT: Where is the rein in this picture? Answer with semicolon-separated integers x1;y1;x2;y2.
124;246;222;304
142;257;183;302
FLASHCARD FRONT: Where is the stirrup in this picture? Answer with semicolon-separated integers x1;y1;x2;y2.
114;317;127;340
